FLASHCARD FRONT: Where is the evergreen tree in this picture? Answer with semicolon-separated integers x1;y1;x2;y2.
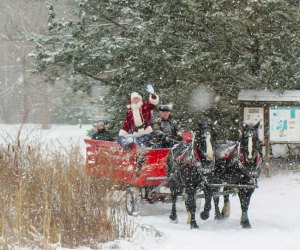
30;0;300;138
201;0;300;138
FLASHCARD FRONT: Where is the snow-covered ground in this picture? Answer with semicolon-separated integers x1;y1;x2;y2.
0;123;93;156
1;124;299;250
131;172;300;250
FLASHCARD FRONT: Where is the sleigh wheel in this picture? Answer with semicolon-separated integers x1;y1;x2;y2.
125;187;141;216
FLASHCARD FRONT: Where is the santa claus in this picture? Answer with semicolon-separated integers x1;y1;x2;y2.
119;85;159;136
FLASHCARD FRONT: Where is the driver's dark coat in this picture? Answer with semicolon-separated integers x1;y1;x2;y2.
152;116;181;146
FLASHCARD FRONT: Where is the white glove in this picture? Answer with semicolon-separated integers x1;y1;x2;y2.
146;84;155;94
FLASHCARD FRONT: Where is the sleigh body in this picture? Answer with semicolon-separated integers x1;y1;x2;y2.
85;139;169;187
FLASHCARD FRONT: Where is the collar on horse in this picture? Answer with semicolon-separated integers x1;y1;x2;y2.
172;132;215;175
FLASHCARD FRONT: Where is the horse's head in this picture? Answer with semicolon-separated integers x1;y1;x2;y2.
241;122;260;160
239;121;263;177
197;119;215;162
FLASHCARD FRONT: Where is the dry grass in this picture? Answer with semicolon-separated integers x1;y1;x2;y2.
0;137;134;249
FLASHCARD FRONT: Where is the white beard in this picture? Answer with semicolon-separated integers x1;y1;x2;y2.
131;101;143;127
131;101;142;110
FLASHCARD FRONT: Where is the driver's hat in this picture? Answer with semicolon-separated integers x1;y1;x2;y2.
158;103;173;112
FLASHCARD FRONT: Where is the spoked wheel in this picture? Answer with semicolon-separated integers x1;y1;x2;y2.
125;187;141;216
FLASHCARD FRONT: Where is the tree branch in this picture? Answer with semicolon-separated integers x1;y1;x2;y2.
89;5;128;30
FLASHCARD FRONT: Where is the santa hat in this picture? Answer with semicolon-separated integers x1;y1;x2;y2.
131;92;142;101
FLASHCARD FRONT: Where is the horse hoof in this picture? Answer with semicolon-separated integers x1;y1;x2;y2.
221;212;228;219
214;213;222;220
169;214;178;223
190;221;199;229
241;222;251;229
200;211;209;220
241;219;251;228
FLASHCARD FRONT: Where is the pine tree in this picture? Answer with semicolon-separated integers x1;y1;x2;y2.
200;0;300;138
30;0;300;138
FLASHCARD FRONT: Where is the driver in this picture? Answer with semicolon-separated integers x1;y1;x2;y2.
152;104;182;148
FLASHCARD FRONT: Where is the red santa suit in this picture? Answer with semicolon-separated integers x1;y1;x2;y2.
119;92;159;135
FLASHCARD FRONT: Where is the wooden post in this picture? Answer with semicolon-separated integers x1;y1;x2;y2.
263;104;271;177
240;103;244;134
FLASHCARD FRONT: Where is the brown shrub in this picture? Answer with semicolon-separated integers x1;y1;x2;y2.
0;141;134;249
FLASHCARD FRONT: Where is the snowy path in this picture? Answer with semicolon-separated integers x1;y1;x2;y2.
124;172;300;250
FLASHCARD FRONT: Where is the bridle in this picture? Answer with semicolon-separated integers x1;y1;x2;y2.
196;125;216;174
237;125;263;179
198;126;215;161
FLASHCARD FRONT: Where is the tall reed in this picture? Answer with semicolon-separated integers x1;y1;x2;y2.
0;139;134;249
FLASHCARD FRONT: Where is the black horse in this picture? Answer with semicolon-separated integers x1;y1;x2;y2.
200;121;264;228
167;122;215;229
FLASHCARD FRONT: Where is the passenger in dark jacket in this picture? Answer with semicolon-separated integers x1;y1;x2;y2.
92;120;114;141
152;104;182;148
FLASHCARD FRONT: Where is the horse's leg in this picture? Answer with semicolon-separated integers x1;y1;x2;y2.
238;188;254;228
167;153;178;223
221;188;231;218
200;186;212;220
169;180;178;223
213;192;222;220
185;185;199;229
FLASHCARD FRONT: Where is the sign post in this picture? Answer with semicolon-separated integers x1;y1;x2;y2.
238;90;300;177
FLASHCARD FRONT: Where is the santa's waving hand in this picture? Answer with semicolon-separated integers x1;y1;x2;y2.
119;85;159;136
